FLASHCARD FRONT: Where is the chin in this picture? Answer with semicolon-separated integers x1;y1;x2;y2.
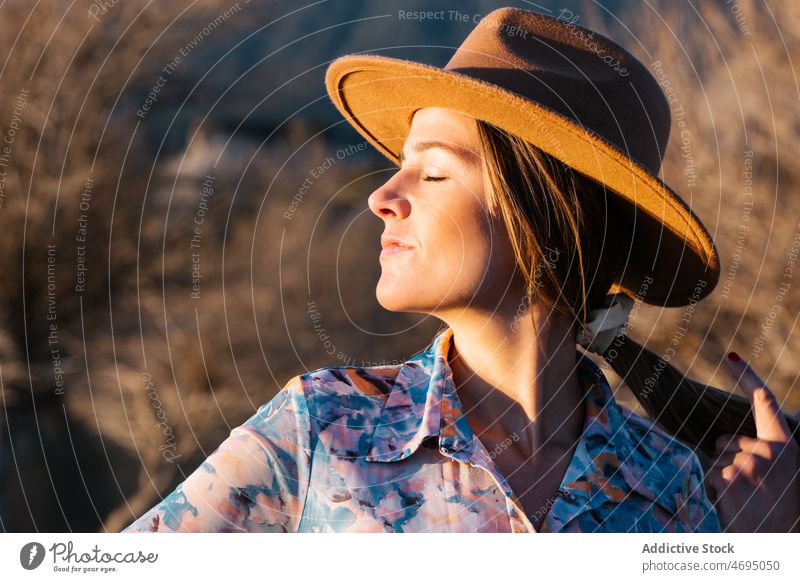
376;290;415;313
375;280;425;313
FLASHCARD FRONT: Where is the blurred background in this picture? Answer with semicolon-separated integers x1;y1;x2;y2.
0;0;798;532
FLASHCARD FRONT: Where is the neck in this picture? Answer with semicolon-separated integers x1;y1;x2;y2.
439;301;586;457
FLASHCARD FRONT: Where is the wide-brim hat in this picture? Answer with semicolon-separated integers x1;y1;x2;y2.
324;6;720;308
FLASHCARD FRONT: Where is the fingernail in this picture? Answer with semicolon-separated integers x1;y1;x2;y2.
727;351;740;362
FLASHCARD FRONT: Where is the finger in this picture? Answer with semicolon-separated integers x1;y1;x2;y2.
725;352;792;442
704;466;733;509
708;452;737;473
720;462;747;483
715;433;771;457
708;449;767;491
715;433;744;454
705;464;737;492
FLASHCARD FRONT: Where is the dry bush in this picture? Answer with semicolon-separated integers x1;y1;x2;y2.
0;0;435;532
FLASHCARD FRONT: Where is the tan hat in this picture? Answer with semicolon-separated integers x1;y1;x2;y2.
325;6;720;308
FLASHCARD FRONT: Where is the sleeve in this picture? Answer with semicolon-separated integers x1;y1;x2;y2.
120;375;313;533
684;452;722;533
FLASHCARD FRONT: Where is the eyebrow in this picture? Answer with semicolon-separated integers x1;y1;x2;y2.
398;140;480;166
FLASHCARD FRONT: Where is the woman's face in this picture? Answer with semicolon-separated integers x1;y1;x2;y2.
367;107;520;317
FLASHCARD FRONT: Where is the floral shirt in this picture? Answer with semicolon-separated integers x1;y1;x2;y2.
121;326;720;533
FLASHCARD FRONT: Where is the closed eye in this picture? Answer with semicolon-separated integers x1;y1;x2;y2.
423;176;447;182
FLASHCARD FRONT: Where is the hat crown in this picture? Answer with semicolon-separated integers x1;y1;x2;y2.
444;7;671;174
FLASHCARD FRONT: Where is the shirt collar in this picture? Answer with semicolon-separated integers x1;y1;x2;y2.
365;325;475;464
365;326;690;523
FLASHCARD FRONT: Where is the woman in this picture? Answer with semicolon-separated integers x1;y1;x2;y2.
121;7;799;533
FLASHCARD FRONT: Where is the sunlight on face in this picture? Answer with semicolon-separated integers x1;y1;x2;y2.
367;107;519;318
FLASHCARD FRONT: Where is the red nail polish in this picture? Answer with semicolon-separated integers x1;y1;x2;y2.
727;351;740;362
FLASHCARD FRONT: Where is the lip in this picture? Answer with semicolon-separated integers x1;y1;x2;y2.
380;235;414;258
380;244;413;258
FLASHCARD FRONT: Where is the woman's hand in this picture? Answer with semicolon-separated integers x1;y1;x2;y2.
704;352;800;532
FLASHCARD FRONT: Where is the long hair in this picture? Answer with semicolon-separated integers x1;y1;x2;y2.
473;118;799;460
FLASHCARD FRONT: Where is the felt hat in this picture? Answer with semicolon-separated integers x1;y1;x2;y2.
324;6;719;307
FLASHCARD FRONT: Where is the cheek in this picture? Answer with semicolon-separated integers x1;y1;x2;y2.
422;200;495;280
442;208;518;292
487;223;518;273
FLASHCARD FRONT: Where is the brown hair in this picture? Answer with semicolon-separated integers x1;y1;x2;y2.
473;118;799;460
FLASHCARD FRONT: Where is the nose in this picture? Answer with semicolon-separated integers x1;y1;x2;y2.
368;172;411;220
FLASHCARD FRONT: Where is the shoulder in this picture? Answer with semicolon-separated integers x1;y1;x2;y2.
253;364;403;426
617;403;696;460
617;403;721;532
300;364;401;397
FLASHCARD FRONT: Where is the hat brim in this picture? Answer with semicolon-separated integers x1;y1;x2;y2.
325;54;720;308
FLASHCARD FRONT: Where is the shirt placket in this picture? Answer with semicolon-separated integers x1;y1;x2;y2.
438;370;537;533
466;436;538;533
